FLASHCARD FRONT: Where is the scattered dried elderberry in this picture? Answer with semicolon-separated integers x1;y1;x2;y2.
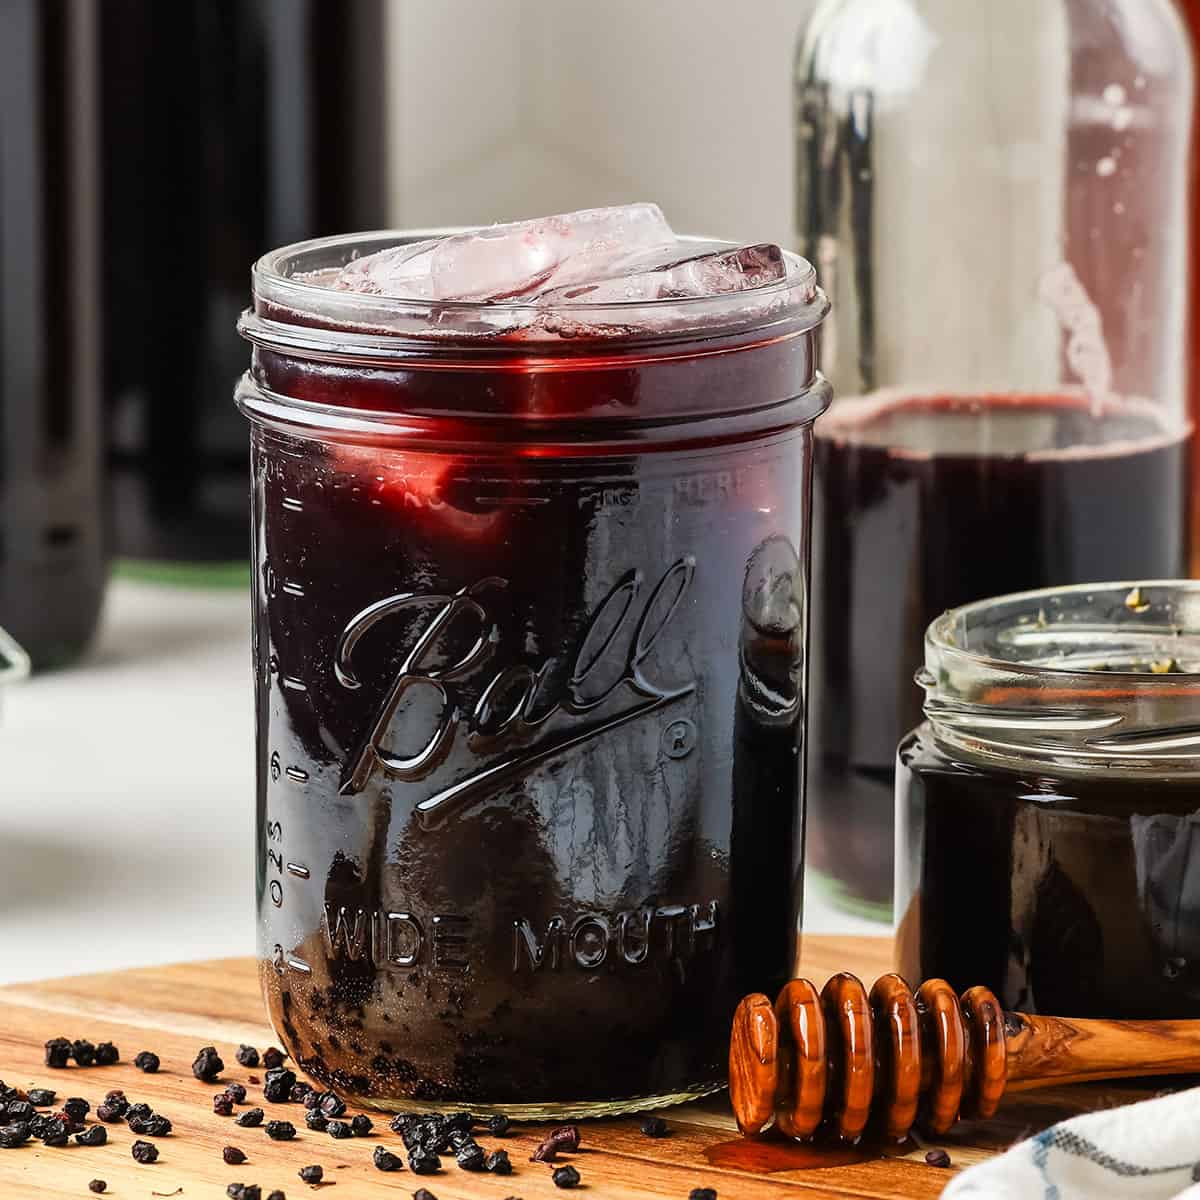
27;1089;55;1108
5;1100;33;1122
44;1038;72;1069
549;1124;580;1152
0;1123;30;1149
553;1165;581;1188
925;1148;952;1169
236;1045;260;1069
27;1114;52;1138
94;1042;120;1066
409;1149;440;1175
263;1068;297;1103
266;1193;285;1200
226;1082;248;1104
316;1092;345;1119
372;1145;402;1172
302;1091;321;1111
236;1107;264;1128
96;1103;124;1123
214;1093;236;1116
304;1111;328;1132
289;1082;312;1103
88;1182;107;1194
487;1113;511;1136
485;1149;512;1175
193;1046;225;1081
640;1115;670;1138
227;1187;262;1200
298;1164;323;1183
71;1039;96;1066
262;1048;286;1071
688;1189;718;1200
412;1190;438;1200
125;1103;152;1125
131;1139;159;1163
455;1142;486;1171
134;1051;161;1073
41;1119;71;1146
350;1114;373;1137
130;1113;172;1137
530;1142;558;1163
224;1145;247;1165
76;1126;108;1147
326;1120;352;1140
63;1098;90;1122
266;1120;297;1141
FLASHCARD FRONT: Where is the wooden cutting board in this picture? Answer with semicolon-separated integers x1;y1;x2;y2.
0;937;1178;1199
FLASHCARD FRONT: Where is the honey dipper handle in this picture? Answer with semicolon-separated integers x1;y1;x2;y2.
1005;1013;1200;1090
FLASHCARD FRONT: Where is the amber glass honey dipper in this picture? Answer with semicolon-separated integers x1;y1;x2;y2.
730;973;1200;1143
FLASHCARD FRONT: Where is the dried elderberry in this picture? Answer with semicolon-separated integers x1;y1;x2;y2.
224;1145;247;1164
553;1165;581;1188
236;1108;265;1128
134;1051;160;1073
44;1038;72;1069
298;1164;323;1183
350;1113;373;1136
94;1042;120;1066
372;1145;402;1172
266;1119;297;1141
131;1138;159;1163
236;1045;260;1068
192;1046;225;1081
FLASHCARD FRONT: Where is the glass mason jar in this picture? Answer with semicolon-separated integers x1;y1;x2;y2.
896;581;1200;1019
236;231;830;1116
796;0;1195;920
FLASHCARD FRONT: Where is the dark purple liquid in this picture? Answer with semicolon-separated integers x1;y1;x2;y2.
251;343;816;1110
808;393;1190;913
897;724;1200;1019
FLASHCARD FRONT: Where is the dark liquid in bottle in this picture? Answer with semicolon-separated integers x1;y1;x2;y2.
897;725;1200;1019
808;392;1190;915
252;336;813;1109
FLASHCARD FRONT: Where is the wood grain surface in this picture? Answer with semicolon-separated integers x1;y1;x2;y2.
0;937;1180;1199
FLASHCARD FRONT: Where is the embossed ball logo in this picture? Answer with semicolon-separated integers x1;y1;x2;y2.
334;557;698;825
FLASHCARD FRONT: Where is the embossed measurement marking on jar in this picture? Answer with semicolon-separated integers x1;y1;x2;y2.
281;496;304;512
282;579;306;596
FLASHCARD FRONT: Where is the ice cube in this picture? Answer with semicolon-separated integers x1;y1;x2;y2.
331;238;438;299
429;203;674;301
536;242;786;305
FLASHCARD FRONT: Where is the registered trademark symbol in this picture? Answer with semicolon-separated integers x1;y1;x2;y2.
662;718;697;759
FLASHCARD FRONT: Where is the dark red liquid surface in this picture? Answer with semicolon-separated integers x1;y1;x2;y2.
250;338;819;1108
808;393;1190;914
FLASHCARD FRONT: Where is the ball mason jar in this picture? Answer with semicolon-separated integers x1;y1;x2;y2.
236;231;830;1116
896;581;1200;1019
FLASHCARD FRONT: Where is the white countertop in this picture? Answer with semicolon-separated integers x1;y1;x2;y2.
0;579;886;986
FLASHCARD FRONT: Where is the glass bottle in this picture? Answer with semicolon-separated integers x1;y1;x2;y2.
0;0;107;669
101;0;386;578
797;0;1195;919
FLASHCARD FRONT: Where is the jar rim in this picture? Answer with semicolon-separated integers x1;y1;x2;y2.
920;581;1200;774
240;229;828;358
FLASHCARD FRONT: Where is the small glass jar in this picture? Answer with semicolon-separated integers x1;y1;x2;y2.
896;581;1200;1019
797;0;1195;919
236;231;830;1116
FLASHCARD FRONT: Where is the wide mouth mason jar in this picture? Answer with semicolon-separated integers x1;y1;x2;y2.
236;230;830;1116
896;581;1200;1020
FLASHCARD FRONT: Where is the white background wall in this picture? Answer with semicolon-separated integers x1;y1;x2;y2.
384;0;818;245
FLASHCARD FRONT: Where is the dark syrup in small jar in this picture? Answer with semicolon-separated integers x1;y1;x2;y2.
238;229;830;1115
896;582;1200;1018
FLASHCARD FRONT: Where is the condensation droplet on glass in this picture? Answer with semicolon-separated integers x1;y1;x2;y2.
1096;157;1117;177
1103;83;1127;107
1113;202;1126;216
1112;108;1132;132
